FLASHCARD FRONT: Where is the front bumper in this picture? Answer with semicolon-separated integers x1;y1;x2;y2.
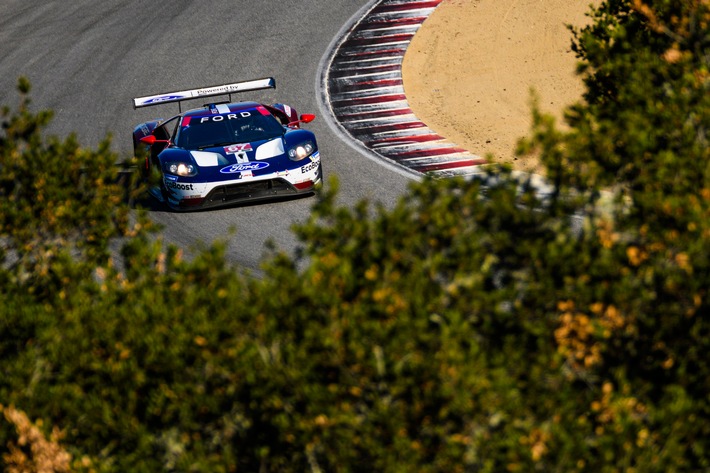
161;156;322;211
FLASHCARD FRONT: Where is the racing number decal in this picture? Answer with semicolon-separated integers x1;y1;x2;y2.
224;144;253;154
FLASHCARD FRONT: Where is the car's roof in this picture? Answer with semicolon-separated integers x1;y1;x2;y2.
182;101;263;117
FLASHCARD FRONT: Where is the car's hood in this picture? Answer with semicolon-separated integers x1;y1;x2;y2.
193;136;286;163
159;128;316;180
161;137;285;166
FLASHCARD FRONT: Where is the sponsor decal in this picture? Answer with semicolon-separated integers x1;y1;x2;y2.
220;162;270;174
300;153;321;174
300;161;320;174
224;143;253;154
199;111;251;123
164;175;178;181
165;180;195;191
144;95;185;104
196;84;241;96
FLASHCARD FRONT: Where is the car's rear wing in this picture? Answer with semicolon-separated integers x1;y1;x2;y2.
132;77;276;110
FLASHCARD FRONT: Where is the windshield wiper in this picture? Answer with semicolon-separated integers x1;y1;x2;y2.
197;142;236;150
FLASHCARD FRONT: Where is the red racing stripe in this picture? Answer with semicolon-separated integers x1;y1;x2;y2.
327;0;485;177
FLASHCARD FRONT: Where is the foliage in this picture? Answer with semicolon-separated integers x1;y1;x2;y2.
0;77;145;298
1;405;72;473
1;0;709;471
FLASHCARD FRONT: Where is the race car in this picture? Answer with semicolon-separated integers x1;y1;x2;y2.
132;77;321;210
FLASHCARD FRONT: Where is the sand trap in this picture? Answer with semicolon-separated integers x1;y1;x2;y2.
402;0;598;172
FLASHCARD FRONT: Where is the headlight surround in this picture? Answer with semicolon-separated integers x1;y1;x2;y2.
288;141;315;161
165;162;198;177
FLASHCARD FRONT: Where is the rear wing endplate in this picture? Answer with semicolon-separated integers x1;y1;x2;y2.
133;77;276;110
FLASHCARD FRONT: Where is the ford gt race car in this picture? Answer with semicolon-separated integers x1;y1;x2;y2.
132;77;321;210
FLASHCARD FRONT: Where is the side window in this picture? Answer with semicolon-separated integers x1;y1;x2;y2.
154;116;180;141
169;116;181;141
272;110;290;126
149;116;181;161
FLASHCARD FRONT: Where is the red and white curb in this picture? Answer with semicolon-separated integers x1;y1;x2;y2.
325;0;487;178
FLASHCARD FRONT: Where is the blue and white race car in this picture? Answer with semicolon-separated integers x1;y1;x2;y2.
132;77;321;210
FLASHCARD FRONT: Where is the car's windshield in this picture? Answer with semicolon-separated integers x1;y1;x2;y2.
176;109;284;150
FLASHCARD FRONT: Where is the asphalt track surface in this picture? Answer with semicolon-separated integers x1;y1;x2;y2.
0;0;413;271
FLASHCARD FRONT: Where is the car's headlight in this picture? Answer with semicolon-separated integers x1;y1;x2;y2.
288;141;315;161
165;162;197;177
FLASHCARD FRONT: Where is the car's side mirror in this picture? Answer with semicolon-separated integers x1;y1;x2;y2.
287;114;316;128
300;114;316;123
139;135;170;145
